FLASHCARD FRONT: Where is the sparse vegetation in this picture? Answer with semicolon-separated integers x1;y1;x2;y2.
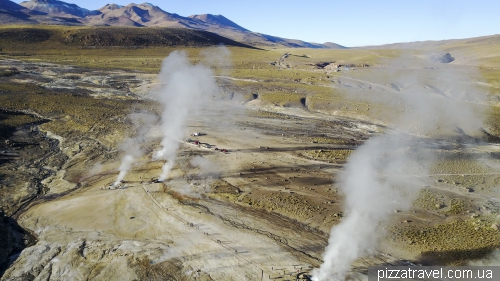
0;26;407;125
259;92;305;107
446;198;470;215
430;158;493;174
2;25;500;276
0;81;156;145
438;175;485;187
396;218;500;265
481;69;500;96
210;179;240;195
239;191;325;219
413;189;445;210
0;110;43;134
302;149;353;161
309;137;350;144
246;110;293;119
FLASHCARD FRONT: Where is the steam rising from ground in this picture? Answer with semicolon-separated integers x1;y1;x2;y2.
312;59;487;281
113;112;159;186
201;45;232;76
152;51;219;181
113;49;223;185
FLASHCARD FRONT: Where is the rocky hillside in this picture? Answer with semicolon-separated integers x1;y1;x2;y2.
19;0;99;17
0;0;36;24
188;14;249;31
87;2;193;27
1;0;346;48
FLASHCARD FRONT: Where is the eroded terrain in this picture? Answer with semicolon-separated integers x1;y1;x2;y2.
1;50;500;281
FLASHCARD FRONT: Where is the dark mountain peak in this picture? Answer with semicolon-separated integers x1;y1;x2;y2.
0;0;37;24
1;0;28;11
188;13;248;31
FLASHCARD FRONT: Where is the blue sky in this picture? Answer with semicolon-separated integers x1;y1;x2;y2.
15;0;500;47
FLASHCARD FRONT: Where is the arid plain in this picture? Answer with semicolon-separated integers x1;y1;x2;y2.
1;26;500;280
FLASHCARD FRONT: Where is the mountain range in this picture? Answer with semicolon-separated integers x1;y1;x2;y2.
0;0;346;48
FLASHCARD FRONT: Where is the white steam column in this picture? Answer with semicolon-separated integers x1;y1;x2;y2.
113;113;159;187
311;63;487;281
153;51;218;181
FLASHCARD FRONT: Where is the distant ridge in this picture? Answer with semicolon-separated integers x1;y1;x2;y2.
188;14;249;31
19;0;99;17
357;34;500;50
323;42;348;49
355;34;500;67
0;0;346;48
88;2;191;27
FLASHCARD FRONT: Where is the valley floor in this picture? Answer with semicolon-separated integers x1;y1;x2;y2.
2;55;500;280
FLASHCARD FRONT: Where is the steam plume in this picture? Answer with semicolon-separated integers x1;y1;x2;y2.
152;51;219;181
201;45;232;76
312;135;426;281
113;112;159;186
312;58;487;280
114;154;135;186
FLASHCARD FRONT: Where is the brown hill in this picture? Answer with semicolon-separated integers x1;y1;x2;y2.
323;42;348;49
0;26;258;49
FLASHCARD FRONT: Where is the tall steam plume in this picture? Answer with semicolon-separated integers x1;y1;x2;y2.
312;61;487;280
113;112;159;186
152;51;219;181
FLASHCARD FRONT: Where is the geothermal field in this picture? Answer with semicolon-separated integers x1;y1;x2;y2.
1;26;500;281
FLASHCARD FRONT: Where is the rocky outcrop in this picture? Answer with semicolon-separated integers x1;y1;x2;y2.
1;239;203;280
430;52;455;63
0;211;36;277
0;121;67;217
0;111;67;278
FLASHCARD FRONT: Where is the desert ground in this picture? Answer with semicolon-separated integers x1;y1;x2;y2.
1;27;500;280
